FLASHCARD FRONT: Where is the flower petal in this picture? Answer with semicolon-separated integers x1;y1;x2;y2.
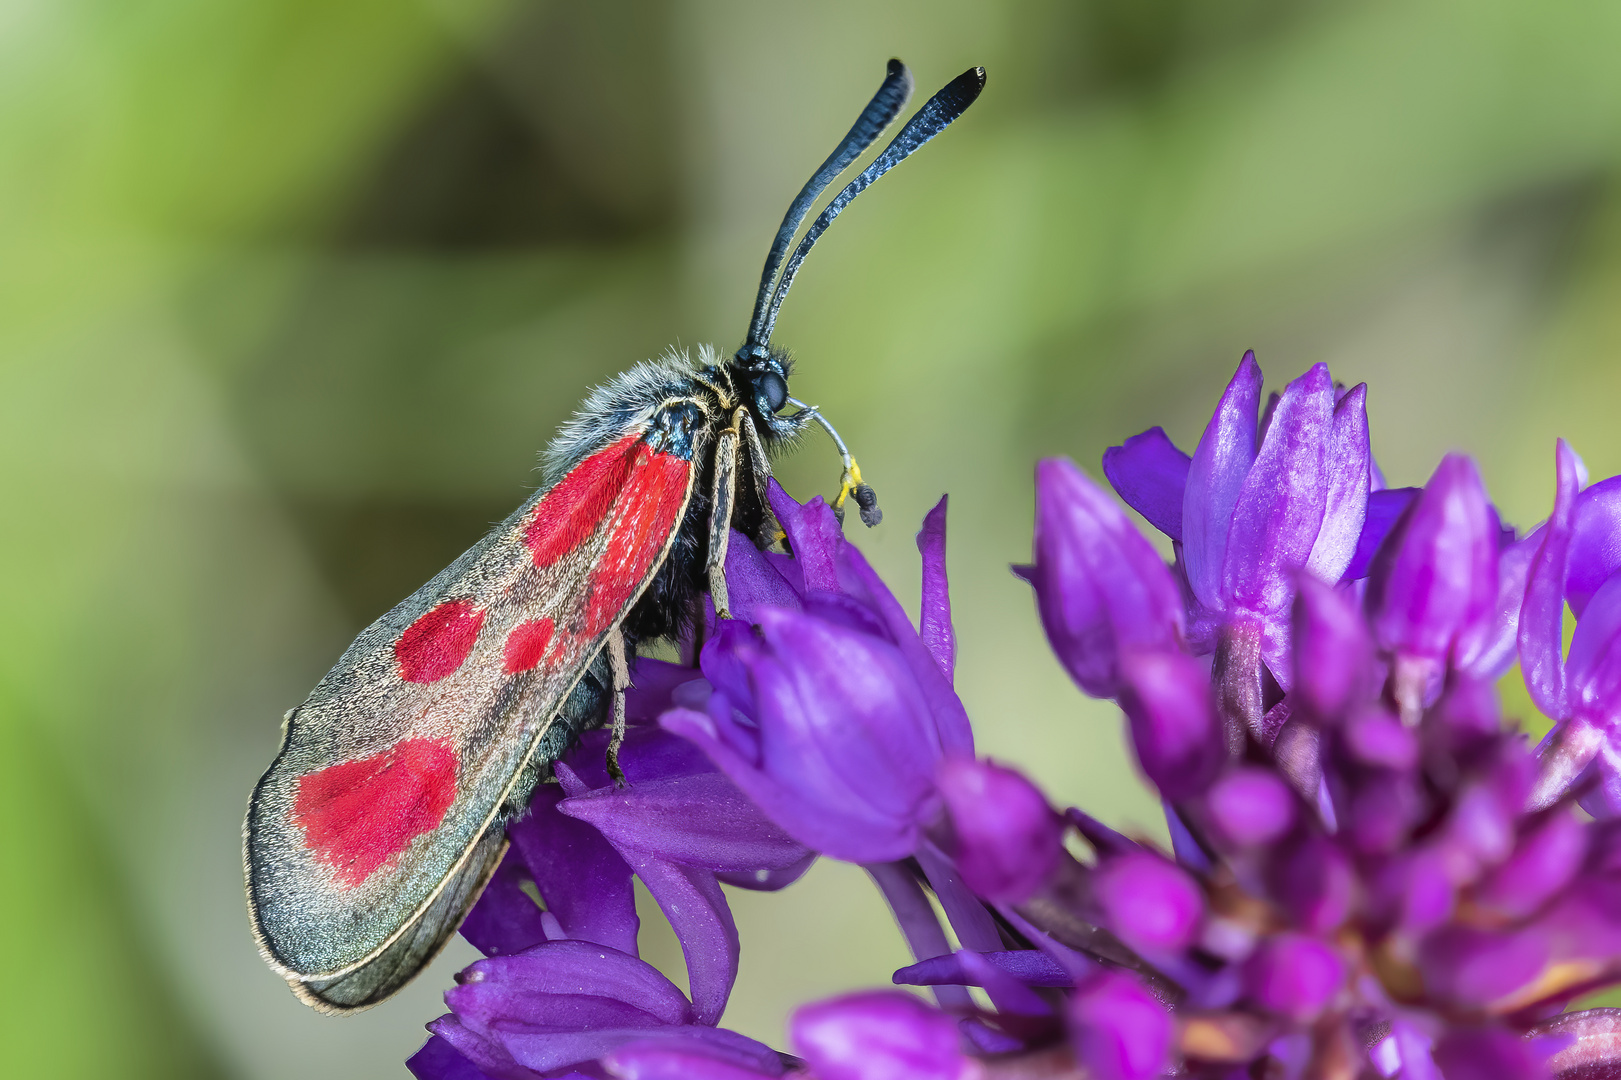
1223;363;1335;619
766;480;841;593
1204;767;1296;848
1417;926;1548;1009
1520;440;1583;718
721;527;805;622
507;786;639;956
446;941;694;1034
915;844;1003;954
1102;426;1191;541
625;659;709;722
1367;455;1498;663
1567;572;1621;726
1304;382;1371;585
1345;487;1420;580
1183;352;1263;611
715;851;817;891
1094;851;1204;955
750;608;944;836
459;846;552;958
660;703;917;863
1029;457;1185;699
408;1035;509;1080
1459;527;1538;680
916;496;955;682
1570;477;1621;618
426;1017;540;1080
625;856;738;1026
1433;1027;1560;1080
866;860;974;1013
1068;971;1174;1080
892;949;1075;989
604;1036;785;1079
1243;933;1343;1021
1475;811;1588;921
842;545;975;758
791;991;967;1080
1118;649;1223;801
559;772;814;872
1292;575;1374;720
934;757;1061;905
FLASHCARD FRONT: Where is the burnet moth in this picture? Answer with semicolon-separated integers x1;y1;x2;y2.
244;60;986;1012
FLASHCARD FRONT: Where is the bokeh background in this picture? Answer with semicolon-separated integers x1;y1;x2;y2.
5;1;1621;1076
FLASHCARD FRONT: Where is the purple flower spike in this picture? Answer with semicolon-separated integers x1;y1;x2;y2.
1118;649;1223;800
1368;454;1499;674
1068;971;1174;1080
1103;426;1192;541
790;991;966;1080
1244;933;1344;1021
1028;457;1185;699
1204;767;1296;848
1184;352;1264;613
934;757;1062;904
1094;851;1204;955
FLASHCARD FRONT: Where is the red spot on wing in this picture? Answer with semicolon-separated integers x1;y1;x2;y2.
293;738;458;887
503;617;555;674
527;435;643;568
396;599;485;683
584;447;692;634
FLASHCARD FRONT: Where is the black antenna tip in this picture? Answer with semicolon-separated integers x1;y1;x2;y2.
947;67;988;109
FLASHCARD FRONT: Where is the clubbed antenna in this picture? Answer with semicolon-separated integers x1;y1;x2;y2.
738;60;914;361
755;66;987;350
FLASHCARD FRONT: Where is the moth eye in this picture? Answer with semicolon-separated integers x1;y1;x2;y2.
758;371;788;414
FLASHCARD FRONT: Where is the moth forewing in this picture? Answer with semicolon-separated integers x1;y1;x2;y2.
245;414;701;1009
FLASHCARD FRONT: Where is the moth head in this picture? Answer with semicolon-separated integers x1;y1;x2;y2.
732;345;794;434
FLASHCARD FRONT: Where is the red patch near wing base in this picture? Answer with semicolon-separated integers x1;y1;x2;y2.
527;435;642;568
503;618;555;674
584;447;692;634
396;599;484;683
293;738;459;887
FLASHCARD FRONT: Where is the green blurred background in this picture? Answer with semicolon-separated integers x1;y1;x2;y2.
5;0;1621;1075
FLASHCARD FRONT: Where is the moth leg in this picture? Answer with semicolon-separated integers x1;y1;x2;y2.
605;626;631;788
707;412;743;619
737;409;783;550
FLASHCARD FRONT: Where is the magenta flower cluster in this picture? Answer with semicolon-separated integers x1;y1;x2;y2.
409;353;1621;1080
